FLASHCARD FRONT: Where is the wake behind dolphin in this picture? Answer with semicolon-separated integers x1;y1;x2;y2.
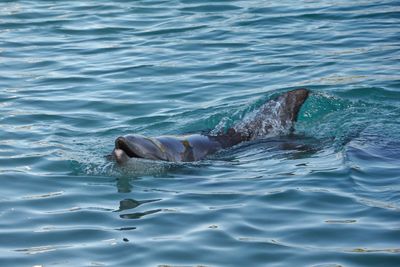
111;89;309;164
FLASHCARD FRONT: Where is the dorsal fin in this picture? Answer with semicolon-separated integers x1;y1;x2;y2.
231;88;309;140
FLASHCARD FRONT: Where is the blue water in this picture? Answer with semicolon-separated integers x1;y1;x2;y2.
1;1;400;266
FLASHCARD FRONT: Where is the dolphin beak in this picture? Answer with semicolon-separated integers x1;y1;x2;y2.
115;136;141;158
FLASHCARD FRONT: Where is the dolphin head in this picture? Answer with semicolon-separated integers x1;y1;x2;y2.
112;134;167;164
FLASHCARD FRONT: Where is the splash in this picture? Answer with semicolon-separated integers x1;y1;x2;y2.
71;155;177;177
232;98;292;140
117;157;177;176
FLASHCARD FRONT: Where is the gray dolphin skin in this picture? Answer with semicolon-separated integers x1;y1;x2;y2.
112;88;309;164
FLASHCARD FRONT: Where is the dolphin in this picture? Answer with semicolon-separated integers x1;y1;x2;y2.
111;88;309;164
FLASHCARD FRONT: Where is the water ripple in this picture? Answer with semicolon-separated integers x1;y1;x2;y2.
1;0;399;266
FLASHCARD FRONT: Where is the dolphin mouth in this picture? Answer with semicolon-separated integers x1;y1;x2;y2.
115;137;142;158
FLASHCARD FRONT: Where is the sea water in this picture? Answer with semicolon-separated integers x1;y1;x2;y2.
1;1;399;266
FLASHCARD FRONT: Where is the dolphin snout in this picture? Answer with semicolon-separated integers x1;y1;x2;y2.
115;136;140;158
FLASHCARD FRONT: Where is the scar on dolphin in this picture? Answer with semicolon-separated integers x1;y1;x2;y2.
110;88;309;164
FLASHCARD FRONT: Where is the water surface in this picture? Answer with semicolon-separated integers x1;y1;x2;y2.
1;1;400;266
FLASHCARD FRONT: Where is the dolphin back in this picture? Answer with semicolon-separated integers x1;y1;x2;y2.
231;88;309;140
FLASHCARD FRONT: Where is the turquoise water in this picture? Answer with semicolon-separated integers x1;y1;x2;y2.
1;0;400;266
